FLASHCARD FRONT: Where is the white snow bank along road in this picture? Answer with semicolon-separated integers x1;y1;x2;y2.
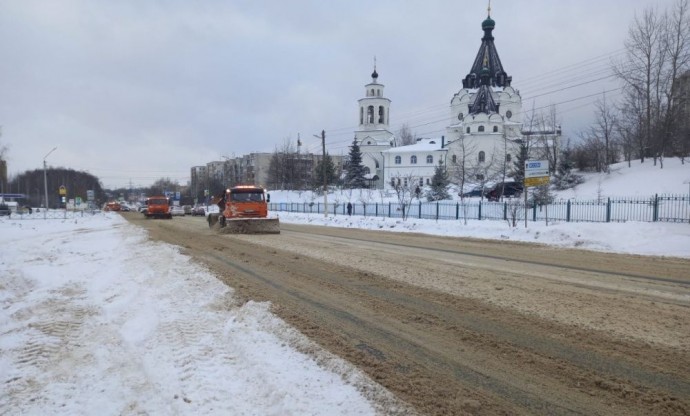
0;213;407;415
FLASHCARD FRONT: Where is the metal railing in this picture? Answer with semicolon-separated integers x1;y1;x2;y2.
271;194;690;224
1;209;103;220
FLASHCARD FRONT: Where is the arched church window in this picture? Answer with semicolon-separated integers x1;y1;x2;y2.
478;125;485;132
378;106;385;124
493;126;498;132
395;156;401;165
426;155;433;164
375;160;379;168
466;127;471;134
506;110;512;119
371;89;375;96
377;89;381;96
458;113;464;120
360;107;363;124
364;166;371;174
452;155;457;164
367;106;374;124
478;151;485;163
411;155;417;164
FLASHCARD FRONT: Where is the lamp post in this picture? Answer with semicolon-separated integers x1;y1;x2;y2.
313;130;327;217
43;147;57;210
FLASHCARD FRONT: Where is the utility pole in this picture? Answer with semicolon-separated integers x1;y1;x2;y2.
314;130;328;217
43;147;57;212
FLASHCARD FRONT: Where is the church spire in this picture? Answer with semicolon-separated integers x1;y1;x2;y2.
462;10;511;89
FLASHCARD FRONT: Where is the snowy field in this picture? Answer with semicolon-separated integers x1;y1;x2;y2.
1;158;689;415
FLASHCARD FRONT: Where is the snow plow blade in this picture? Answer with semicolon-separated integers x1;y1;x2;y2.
208;214;280;234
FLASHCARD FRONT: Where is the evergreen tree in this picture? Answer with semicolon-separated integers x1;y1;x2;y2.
553;145;584;190
426;161;451;201
312;153;337;188
344;139;367;189
511;141;529;184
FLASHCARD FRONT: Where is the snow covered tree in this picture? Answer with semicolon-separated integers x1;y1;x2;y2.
552;143;584;190
426;161;451;201
344;138;367;189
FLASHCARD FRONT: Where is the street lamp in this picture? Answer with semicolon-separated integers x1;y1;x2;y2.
43;147;57;210
313;130;327;217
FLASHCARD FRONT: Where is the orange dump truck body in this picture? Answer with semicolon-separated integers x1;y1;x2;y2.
145;196;172;219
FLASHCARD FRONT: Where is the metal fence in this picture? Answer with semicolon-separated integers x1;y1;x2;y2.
1;209;102;220
270;194;690;224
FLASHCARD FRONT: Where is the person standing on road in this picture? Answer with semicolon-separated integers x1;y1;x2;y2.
347;202;352;216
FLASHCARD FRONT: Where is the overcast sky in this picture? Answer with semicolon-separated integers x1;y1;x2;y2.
0;0;669;189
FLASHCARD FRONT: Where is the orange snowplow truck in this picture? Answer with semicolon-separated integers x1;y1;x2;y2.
144;196;172;219
207;185;280;234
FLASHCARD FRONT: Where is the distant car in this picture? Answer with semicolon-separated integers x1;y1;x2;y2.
461;186;488;198
120;205;131;212
183;205;192;215
0;204;10;216
170;205;185;216
487;182;523;201
191;206;206;216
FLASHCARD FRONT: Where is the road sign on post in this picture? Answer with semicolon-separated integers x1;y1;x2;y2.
523;160;550;228
59;185;67;196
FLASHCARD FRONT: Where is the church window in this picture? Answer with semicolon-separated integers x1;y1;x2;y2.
403;178;408;187
375;160;379;168
493;126;498;132
395;156;401;165
360;107;363;124
377;89;381;96
452;155;457;164
370;89;375;96
506;154;511;162
478;125;485;132
466;127;471;133
458;112;463;120
426;155;433;164
476;174;484;181
378;106;385;124
367;141;372;145
411;155;417;164
367;106;374;124
478;151;485;163
506;110;512;119
364;166;371;174
426;178;430;185
419;178;424;186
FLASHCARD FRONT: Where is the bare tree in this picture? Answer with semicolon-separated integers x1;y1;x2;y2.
396;123;416;146
613;5;664;163
589;93;619;173
613;0;690;166
391;172;420;220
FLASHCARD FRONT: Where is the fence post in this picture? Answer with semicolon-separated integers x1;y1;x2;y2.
436;202;439;220
503;202;507;221
566;200;571;222
375;203;378;217
455;202;459;220
478;201;482;220
606;198;611;222
532;203;536;222
653;194;659;221
388;202;391;217
418;201;422;219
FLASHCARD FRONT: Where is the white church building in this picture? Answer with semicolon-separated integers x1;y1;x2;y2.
356;11;560;191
